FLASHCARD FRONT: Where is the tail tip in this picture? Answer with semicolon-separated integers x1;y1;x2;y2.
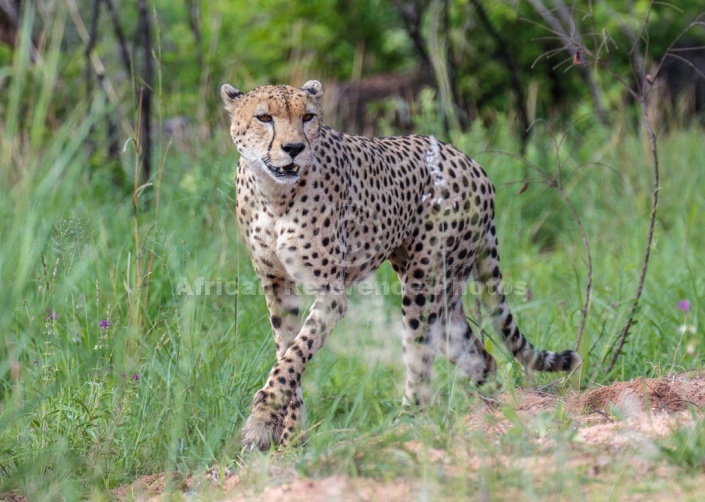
559;350;582;372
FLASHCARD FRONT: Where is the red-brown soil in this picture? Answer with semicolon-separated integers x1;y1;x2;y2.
70;373;705;500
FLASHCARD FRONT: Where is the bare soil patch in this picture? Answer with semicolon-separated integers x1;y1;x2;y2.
109;373;705;501
569;373;705;415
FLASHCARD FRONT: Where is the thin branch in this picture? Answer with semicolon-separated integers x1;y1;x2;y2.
599;1;652;96
137;0;152;183
593;409;614;423
484;150;552;183
84;0;100;102
484;145;593;353
587;0;599;61
670;45;705;52
557;184;592;353
526;112;595;352
392;0;431;65
525;0;606;124
630;1;654;60
185;0;203;69
662;52;705;82
565;159;623;183
103;0;132;76
66;0;134;137
606;100;660;373
656;399;702;412
648;14;705;100
587;318;608;361
594;59;641;101
470;0;530;150
601;2;700;372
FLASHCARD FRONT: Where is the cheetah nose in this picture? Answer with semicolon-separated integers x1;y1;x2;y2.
282;142;305;159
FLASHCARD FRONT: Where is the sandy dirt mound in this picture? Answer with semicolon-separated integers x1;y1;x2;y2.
566;373;705;448
569;373;705;415
110;373;705;501
465;372;705;448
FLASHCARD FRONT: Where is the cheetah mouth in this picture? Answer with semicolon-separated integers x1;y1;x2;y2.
266;162;300;180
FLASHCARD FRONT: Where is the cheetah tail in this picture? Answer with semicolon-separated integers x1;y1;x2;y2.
487;295;582;372
474;263;581;373
474;227;581;372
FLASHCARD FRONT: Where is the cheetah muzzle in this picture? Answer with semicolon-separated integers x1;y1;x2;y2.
221;79;581;451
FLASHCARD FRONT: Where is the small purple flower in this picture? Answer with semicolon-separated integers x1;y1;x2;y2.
99;320;111;328
525;288;534;301
45;310;58;321
678;300;691;313
131;373;141;382
610;302;617;309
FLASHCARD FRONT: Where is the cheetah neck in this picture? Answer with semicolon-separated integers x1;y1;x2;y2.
237;156;320;217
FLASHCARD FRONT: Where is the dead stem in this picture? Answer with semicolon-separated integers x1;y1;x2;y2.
606;102;659;373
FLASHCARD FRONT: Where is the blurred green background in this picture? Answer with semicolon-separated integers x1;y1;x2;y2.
1;0;704;499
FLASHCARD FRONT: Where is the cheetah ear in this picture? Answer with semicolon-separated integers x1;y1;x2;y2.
221;84;244;114
301;80;323;99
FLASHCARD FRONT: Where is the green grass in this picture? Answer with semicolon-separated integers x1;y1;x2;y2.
1;115;704;498
660;409;705;473
2;22;705;501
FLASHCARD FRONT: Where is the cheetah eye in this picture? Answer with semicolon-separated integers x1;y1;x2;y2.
302;113;315;123
256;114;273;123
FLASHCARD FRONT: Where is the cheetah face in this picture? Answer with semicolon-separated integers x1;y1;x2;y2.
221;80;323;184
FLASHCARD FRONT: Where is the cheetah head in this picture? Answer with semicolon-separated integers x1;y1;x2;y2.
221;80;323;184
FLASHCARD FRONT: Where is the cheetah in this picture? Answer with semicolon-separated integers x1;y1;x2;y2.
221;80;581;451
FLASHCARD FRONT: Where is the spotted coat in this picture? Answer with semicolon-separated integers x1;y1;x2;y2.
221;80;581;451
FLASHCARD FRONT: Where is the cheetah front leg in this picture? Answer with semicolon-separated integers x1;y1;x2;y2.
248;280;305;447
263;280;303;359
242;287;348;451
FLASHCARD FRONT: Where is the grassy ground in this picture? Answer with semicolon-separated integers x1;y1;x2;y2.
1;57;704;498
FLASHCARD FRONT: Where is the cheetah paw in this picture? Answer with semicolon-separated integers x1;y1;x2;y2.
241;392;285;451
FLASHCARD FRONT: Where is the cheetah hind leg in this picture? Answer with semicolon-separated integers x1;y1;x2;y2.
399;301;437;408
438;301;496;385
